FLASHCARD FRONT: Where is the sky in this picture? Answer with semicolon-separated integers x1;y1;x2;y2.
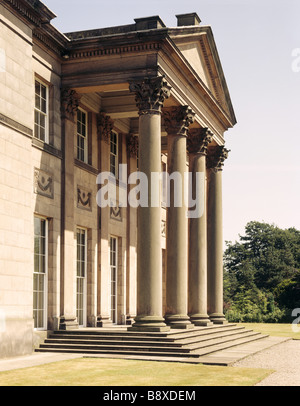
44;0;300;244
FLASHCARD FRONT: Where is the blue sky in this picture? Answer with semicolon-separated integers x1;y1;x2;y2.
45;0;300;243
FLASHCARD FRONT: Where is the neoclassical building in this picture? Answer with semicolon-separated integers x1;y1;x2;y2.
0;0;236;357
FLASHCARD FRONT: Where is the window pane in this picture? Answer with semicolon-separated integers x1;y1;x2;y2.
41;84;46;100
41;98;46;113
35;94;40;110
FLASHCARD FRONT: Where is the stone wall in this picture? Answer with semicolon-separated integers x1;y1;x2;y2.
0;3;34;357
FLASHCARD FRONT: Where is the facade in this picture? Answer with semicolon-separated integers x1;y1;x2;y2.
0;0;236;358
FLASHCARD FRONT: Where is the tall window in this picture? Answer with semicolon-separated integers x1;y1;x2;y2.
110;237;117;324
110;131;118;178
33;217;47;329
34;79;48;142
77;108;88;163
76;228;87;327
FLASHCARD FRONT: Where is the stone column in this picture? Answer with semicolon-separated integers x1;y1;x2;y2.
187;128;213;326
96;113;114;327
207;146;229;324
59;88;81;330
126;134;139;325
163;106;195;329
128;76;171;332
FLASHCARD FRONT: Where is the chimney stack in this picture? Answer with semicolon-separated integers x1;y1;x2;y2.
176;13;201;27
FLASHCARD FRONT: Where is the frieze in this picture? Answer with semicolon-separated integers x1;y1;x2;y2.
34;168;54;199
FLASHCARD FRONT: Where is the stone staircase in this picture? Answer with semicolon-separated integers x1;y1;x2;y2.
35;323;269;362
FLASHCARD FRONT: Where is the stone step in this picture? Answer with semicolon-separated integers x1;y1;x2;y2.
36;333;268;359
47;326;246;345
36;324;269;362
188;331;262;350
44;338;183;348
38;330;265;356
195;334;269;356
49;324;246;342
45;328;256;349
35;346;200;358
175;328;253;345
39;342;192;353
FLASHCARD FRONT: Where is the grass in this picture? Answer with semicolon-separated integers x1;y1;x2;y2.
239;322;300;340
2;322;296;387
0;357;273;386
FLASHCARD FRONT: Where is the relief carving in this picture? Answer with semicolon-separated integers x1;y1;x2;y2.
34;168;54;199
77;187;92;211
110;204;122;221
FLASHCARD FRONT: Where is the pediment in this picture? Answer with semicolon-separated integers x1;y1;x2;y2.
176;41;210;88
170;28;236;126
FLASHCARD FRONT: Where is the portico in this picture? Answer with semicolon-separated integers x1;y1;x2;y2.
0;0;237;358
58;12;236;332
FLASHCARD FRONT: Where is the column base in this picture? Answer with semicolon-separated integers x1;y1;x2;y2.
189;314;213;327
209;313;228;325
59;316;78;330
126;315;135;326
165;314;194;329
97;315;113;328
127;316;170;332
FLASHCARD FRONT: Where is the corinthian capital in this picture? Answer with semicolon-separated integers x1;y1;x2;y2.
162;105;195;136
61;88;81;120
207;145;230;171
129;76;171;114
127;134;139;158
97;112;114;144
187;128;213;155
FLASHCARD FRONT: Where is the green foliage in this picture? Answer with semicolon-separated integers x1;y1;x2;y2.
224;221;300;323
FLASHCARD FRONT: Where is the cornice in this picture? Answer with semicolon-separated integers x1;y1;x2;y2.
67;42;162;60
3;0;69;56
2;0;55;27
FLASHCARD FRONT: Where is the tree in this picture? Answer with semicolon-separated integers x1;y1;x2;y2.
224;221;300;322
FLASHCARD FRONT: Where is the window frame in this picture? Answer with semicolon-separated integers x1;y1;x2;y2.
34;78;49;143
33;215;48;330
109;236;118;324
110;130;119;179
76;107;88;164
76;227;87;327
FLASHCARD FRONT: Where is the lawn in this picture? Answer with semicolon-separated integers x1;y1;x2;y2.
239;322;300;340
0;357;273;386
1;322;296;387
